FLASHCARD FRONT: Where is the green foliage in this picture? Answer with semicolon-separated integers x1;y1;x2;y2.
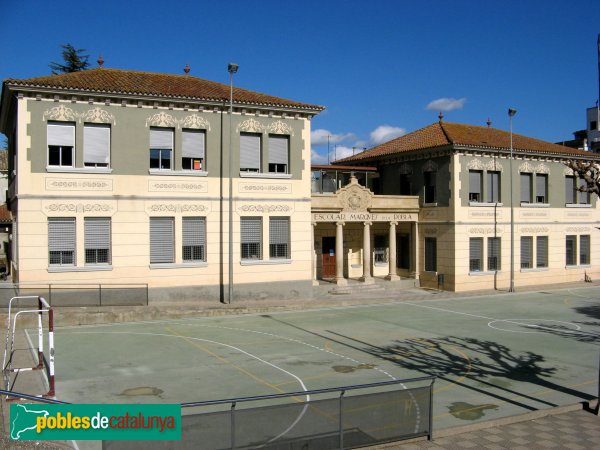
49;44;90;74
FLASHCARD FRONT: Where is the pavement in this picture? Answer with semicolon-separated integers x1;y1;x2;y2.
0;278;598;449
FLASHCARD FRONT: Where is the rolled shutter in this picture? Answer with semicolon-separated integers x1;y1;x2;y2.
183;217;206;247
150;218;174;264
48;123;74;146
84;124;110;164
521;237;532;268
241;217;261;244
182;130;205;159
269;135;288;165
85;218;110;250
469;171;481;194
469;238;482;271
48;218;75;252
580;235;590;264
536;175;547;200
520;174;531;202
536;236;548;267
150;128;173;149
240;134;260;171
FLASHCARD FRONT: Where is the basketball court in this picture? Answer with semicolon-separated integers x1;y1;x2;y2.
10;285;600;448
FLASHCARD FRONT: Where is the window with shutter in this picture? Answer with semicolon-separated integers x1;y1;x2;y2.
487;171;500;203
269;217;289;259
241;217;262;259
48;217;75;266
84;124;110;167
580;235;590;265
424;172;436;204
520;236;533;269
85;218;111;264
182;130;205;171
565;235;576;266
268;135;289;173
487;237;500;271
47;122;74;167
535;174;548;203
240;133;261;172
578;178;590;204
469;238;483;272
469;171;482;202
520;173;532;203
150;217;174;264
536;236;548;268
149;128;173;170
565;176;576;204
182;217;206;262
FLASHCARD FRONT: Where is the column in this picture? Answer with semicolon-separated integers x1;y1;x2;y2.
411;221;420;281
361;221;374;284
312;222;319;286
335;221;347;286
386;221;399;281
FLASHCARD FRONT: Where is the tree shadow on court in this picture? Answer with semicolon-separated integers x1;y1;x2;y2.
531;305;600;343
327;331;597;408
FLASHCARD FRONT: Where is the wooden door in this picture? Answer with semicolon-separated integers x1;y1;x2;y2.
321;236;336;278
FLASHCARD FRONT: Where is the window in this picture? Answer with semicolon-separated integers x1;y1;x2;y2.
269;217;289;259
469;237;483;272
469;171;482;202
149;128;173;170
535;174;548;203
488;237;500;271
268;135;289;174
47;122;74;167
565;175;576;204
591;120;598;131
399;174;411;195
84;218;111;264
578;178;590;204
521;236;533;269
84;124;110;167
48;217;75;266
536;236;548;268
424;238;437;272
566;235;577;266
520;173;532;203
240;133;261;172
182;130;205;171
487;171;500;203
374;235;388;264
182;217;206;262
150;217;174;264
580;235;590;265
241;217;262;260
424;171;436;203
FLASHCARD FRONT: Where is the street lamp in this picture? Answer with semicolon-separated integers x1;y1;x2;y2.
228;63;238;304
508;107;517;293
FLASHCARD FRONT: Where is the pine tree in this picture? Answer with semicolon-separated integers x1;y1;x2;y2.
49;44;90;74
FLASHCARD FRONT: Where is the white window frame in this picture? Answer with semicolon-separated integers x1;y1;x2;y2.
241;217;262;260
182;217;207;263
182;129;206;172
84;217;111;265
269;217;290;260
150;217;175;264
83;123;111;168
48;217;76;266
149;128;174;172
47;122;75;168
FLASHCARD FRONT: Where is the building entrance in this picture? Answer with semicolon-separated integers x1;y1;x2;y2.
321;236;336;279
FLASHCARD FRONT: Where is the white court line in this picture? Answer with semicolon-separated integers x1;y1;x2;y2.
401;301;595;336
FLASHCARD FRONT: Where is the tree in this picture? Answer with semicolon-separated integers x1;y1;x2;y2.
49;44;90;74
566;160;600;195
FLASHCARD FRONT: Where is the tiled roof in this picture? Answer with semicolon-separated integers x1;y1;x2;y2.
0;204;10;224
4;68;324;112
338;121;600;163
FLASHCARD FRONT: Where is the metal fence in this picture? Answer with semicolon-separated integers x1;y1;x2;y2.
0;283;148;307
107;376;436;450
1;377;435;449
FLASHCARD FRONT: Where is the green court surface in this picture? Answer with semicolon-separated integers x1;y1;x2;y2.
50;286;599;434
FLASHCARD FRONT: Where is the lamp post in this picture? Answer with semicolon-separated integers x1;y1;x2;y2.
228;63;238;304
508;107;517;293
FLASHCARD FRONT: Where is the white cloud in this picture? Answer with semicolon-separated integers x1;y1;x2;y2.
311;149;327;164
426;97;466;112
369;125;406;145
311;129;355;146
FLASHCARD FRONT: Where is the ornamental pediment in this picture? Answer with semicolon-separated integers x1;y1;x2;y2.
337;177;373;212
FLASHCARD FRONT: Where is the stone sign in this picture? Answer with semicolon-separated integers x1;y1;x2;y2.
312;212;414;222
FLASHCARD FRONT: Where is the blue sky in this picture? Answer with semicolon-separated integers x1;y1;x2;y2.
1;0;599;163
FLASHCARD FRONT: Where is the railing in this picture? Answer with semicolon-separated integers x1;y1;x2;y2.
2;376;436;449
0;283;149;307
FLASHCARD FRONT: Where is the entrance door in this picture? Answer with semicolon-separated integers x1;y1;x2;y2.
322;237;336;278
